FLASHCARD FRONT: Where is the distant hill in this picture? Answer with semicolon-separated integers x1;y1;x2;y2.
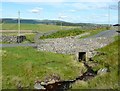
0;18;108;27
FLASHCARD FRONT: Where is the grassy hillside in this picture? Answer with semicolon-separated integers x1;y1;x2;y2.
72;37;119;89
1;18;109;27
2;47;86;89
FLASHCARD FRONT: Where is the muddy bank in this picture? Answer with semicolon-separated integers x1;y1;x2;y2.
17;62;97;91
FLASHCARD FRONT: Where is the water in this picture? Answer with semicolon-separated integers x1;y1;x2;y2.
39;62;97;91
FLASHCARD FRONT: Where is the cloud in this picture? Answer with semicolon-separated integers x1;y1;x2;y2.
71;3;89;10
2;0;65;2
91;3;118;10
2;0;119;2
69;9;80;12
88;3;108;9
58;15;68;19
67;2;118;12
103;14;109;17
29;7;43;13
64;3;108;11
69;9;77;12
91;14;109;18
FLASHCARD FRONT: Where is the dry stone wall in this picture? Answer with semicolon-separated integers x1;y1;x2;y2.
0;36;18;43
0;35;26;43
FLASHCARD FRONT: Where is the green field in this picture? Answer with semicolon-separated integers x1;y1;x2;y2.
1;23;108;43
72;37;119;89
2;47;86;89
0;24;103;44
2;23;78;32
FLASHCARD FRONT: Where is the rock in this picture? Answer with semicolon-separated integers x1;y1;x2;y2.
34;77;46;90
34;82;46;90
97;68;108;75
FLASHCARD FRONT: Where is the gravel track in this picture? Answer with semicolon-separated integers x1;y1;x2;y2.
0;30;118;48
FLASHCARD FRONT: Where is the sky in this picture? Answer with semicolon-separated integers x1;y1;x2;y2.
1;0;119;24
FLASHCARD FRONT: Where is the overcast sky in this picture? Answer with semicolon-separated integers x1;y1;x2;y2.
1;0;119;24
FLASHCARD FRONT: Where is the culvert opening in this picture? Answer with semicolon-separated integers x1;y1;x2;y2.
78;52;86;62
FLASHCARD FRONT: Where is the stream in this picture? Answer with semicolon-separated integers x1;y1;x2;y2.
37;62;97;91
17;62;97;91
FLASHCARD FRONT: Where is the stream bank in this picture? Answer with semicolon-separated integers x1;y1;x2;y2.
17;61;98;91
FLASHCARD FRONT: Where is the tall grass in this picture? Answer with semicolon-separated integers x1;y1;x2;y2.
40;29;85;39
40;27;108;39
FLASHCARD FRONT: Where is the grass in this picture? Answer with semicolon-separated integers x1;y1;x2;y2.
2;23;77;32
1;23;80;43
40;28;85;39
24;33;36;43
40;27;108;39
1;23;118;89
1;29;119;89
2;47;86;89
1;24;108;44
72;36;119;89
